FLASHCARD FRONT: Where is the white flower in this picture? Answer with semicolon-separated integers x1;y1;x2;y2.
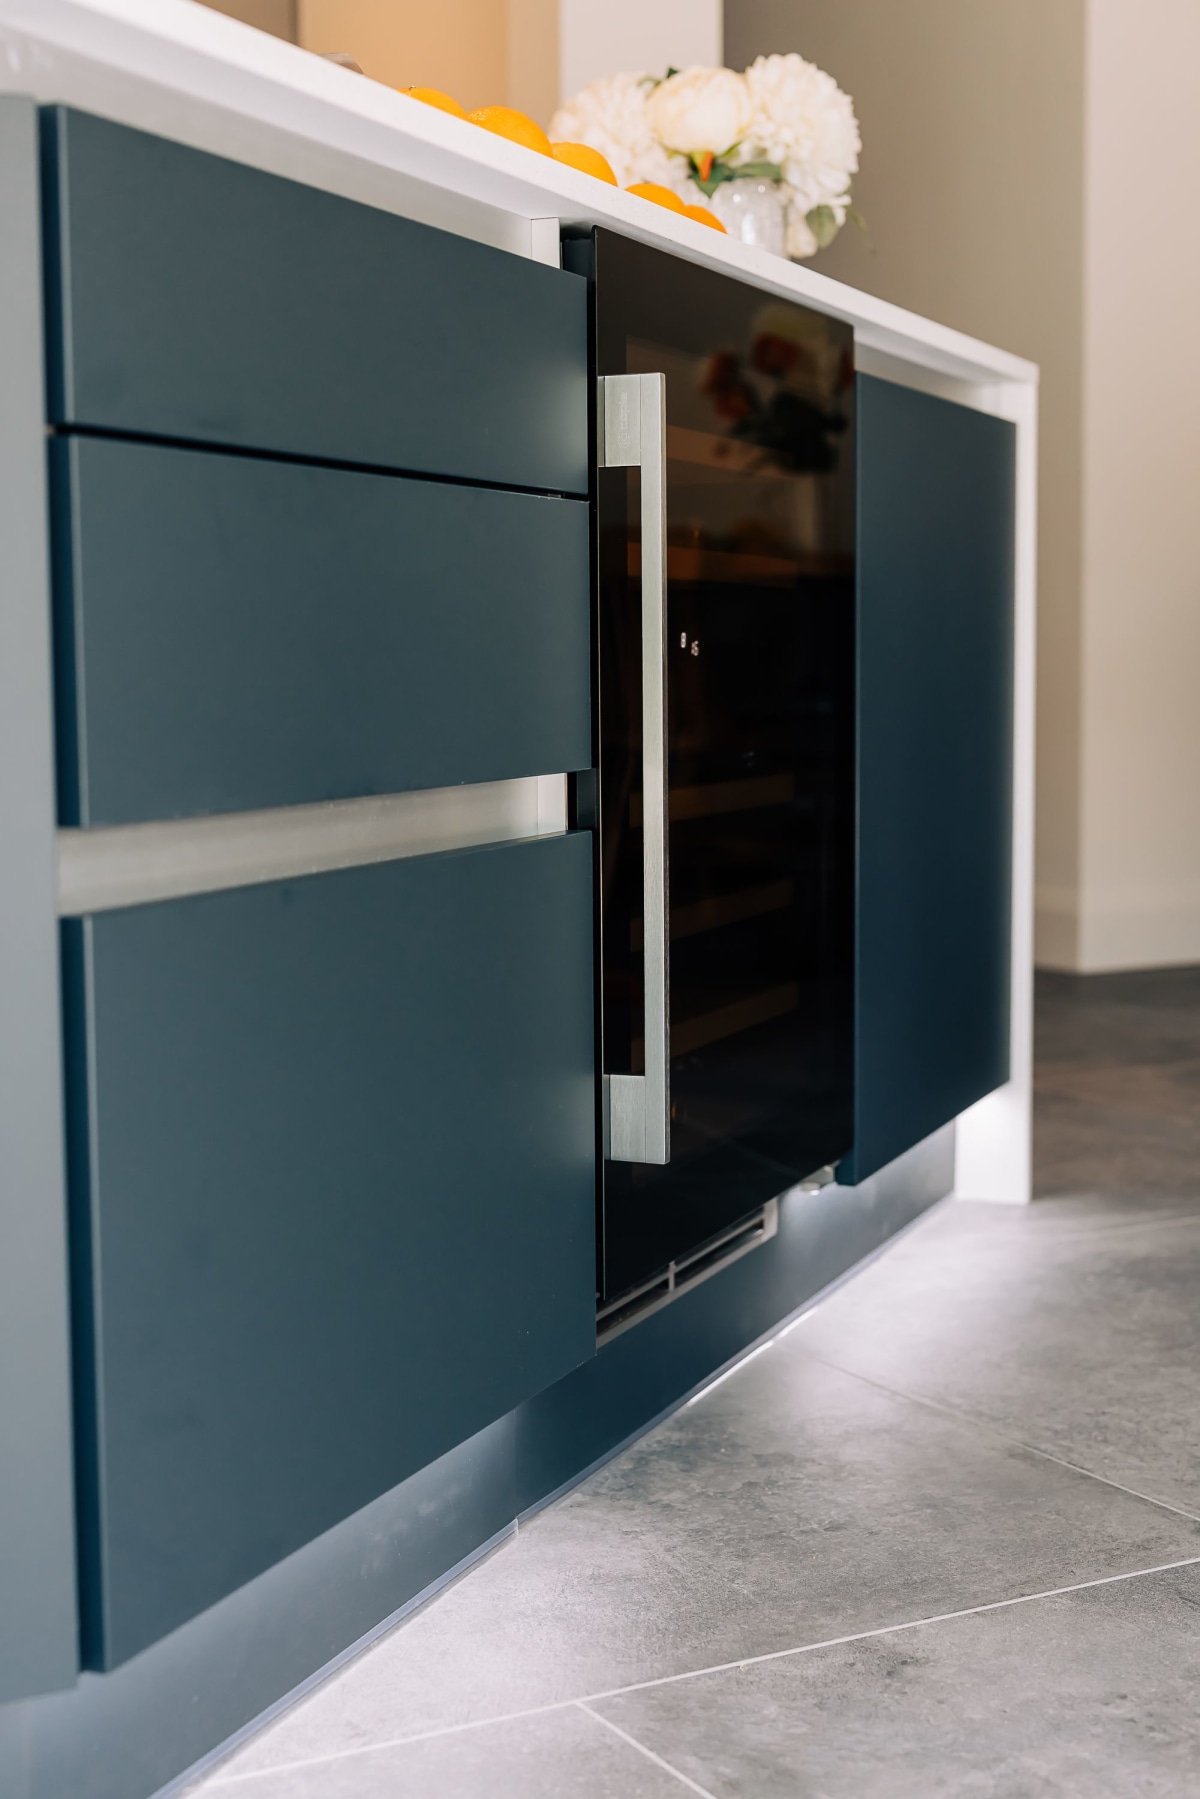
645;66;752;157
550;71;676;190
744;52;860;214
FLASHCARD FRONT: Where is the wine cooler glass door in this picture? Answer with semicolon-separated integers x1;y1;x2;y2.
586;229;856;1306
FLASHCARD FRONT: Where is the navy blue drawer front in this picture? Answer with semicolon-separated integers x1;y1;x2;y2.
40;107;588;495
52;436;592;826
63;835;596;1669
847;375;1015;1183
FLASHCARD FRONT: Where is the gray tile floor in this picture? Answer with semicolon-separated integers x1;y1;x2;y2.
194;971;1200;1796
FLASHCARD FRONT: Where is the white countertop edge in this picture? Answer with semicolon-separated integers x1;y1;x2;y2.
1;0;1038;391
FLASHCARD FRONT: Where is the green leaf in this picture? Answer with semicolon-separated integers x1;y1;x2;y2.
806;204;841;249
845;204;875;251
727;159;784;183
690;157;732;197
686;154;786;198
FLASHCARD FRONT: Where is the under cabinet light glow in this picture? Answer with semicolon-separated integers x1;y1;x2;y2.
776;1314;808;1338
685;1339;774;1406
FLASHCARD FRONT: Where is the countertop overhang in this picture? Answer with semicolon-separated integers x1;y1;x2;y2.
0;0;1037;393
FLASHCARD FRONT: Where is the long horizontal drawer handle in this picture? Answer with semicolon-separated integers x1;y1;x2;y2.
57;775;569;916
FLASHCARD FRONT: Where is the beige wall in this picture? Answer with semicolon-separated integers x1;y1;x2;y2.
203;0;559;118
196;0;296;39
728;1;1200;971
507;0;559;127
296;0;509;111
208;1;718;125
561;0;721;101
1074;0;1200;968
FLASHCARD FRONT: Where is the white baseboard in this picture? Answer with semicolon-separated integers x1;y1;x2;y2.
1036;888;1200;972
1034;893;1079;969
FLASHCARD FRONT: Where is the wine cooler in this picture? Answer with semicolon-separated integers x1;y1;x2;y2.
564;229;858;1320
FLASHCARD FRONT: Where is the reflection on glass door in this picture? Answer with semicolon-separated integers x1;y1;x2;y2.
570;229;856;1306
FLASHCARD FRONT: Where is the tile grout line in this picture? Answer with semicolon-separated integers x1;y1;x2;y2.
793;1344;1200;1526
205;1552;1200;1785
574;1552;1200;1703
198;1203;960;1792
574;1701;721;1799
173;1521;523;1796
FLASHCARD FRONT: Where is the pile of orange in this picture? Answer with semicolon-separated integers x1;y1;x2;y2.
398;89;726;230
626;182;726;232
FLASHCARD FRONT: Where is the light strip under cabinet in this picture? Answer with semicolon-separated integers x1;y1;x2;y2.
57;773;569;915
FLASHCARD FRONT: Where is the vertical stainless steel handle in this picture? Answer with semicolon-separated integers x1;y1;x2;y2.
600;373;670;1165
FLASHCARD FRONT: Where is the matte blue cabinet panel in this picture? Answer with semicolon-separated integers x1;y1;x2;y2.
40;107;588;495
51;436;591;826
846;375;1015;1183
62;835;596;1669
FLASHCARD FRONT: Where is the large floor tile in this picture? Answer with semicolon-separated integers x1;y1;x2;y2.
1036;966;1200;1068
208;1348;1199;1779
793;1194;1200;1514
1034;968;1200;1199
1035;1069;1200;1199
594;1560;1200;1797
200;1703;691;1798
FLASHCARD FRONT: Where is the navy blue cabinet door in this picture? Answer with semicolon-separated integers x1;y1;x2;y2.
63;836;595;1669
52;436;591;826
40;107;588;495
846;375;1015;1183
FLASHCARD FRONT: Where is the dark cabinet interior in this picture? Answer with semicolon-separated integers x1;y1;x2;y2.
845;373;1016;1182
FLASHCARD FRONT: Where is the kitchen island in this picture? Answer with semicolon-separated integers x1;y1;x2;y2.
0;6;1036;1795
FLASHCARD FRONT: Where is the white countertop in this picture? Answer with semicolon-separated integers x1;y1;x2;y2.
0;0;1037;394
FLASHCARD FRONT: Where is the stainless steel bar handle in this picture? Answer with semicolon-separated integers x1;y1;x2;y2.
600;372;670;1165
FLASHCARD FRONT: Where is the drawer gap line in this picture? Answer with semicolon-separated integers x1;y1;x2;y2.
49;423;584;504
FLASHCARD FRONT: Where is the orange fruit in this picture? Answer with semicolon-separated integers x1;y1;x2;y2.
467;106;552;156
683;203;727;233
402;88;469;119
626;182;686;213
550;141;617;185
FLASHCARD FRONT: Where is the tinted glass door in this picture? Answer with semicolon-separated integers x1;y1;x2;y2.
570;230;856;1306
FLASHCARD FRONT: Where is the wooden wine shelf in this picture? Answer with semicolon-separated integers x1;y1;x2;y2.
666;424;790;477
633;981;800;1065
626;543;852;585
630;773;793;828
629;542;798;586
631;878;795;950
673;982;800;1056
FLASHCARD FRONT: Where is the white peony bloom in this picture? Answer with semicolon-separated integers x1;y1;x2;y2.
744;52;860;214
550;71;677;190
645;66;752;157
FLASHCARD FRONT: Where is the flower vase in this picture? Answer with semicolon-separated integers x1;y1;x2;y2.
708;177;787;255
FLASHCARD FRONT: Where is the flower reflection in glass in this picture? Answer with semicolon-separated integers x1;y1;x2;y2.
700;304;853;475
